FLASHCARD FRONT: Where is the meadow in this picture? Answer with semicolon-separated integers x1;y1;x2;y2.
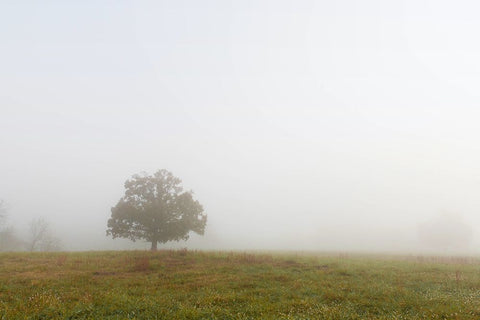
1;250;480;319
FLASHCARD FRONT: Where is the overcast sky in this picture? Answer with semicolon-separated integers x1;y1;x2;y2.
1;0;480;252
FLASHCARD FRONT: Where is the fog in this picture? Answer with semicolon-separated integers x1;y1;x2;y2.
2;0;480;254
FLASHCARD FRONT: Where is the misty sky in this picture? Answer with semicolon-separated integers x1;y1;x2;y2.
2;0;480;252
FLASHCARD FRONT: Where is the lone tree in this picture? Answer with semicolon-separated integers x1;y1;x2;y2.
107;169;207;250
26;218;62;252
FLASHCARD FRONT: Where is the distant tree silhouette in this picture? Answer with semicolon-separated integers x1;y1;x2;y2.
0;200;22;251
0;200;7;224
26;218;62;252
107;170;207;250
418;213;472;250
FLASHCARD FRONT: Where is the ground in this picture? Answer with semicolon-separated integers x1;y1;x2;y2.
1;250;480;319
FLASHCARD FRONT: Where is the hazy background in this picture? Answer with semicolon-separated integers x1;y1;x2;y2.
1;0;480;253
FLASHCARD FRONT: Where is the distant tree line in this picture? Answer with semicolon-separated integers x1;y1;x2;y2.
418;213;472;251
0;200;62;252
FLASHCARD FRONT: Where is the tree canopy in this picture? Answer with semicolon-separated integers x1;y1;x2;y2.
107;170;207;250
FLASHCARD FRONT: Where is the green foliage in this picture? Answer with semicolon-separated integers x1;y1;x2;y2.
107;170;207;250
1;251;480;319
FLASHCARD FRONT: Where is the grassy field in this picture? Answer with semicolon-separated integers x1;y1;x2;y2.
1;250;480;319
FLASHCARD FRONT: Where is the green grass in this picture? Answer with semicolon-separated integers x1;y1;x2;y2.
1;250;480;319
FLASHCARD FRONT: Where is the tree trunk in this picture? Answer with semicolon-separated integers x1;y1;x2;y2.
150;240;158;251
